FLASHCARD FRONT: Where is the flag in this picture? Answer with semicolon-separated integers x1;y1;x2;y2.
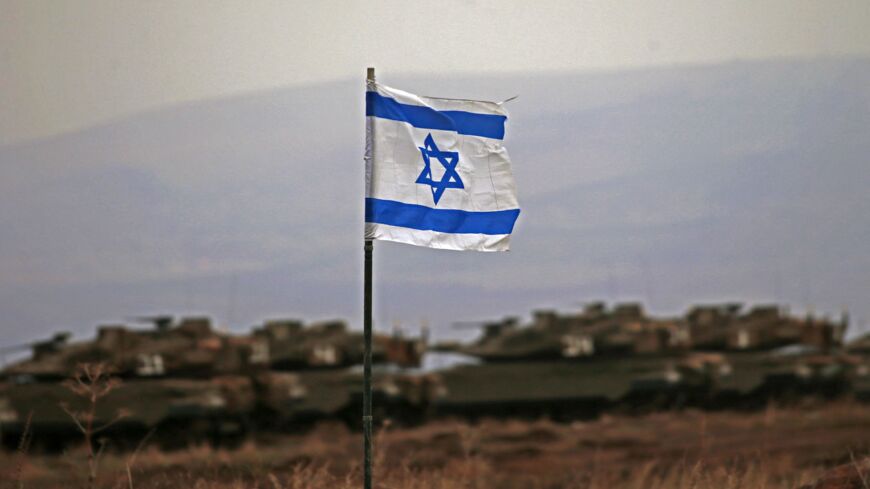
364;81;520;252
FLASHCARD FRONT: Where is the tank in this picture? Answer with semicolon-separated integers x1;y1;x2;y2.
1;303;863;449
0;316;272;450
450;303;690;362
621;352;732;411
3;316;266;380
430;303;855;422
252;318;426;370
0;315;438;450
246;318;437;430
433;357;653;422
274;367;446;430
0;371;256;451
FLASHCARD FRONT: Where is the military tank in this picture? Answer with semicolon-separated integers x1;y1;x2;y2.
243;317;438;430
432;302;860;422
0;315;440;450
0;316;273;450
0;374;256;451
431;350;735;422
447;303;690;362
251;318;426;370
1;302;865;450
847;333;870;401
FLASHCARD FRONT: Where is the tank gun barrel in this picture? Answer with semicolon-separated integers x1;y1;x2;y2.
452;321;495;330
127;315;175;330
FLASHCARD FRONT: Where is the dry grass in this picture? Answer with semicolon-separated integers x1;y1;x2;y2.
11;411;33;489
4;402;870;488
59;363;128;489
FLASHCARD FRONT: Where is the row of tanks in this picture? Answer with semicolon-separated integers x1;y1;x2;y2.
434;302;870;420
0;316;438;450
2;302;869;450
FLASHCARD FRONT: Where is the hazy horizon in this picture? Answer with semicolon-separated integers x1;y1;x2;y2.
4;1;870;146
2;56;869;348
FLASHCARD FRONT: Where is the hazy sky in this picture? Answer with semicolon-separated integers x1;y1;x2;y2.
1;2;869;344
2;0;869;145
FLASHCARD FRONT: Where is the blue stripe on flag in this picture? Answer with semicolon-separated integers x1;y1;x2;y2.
366;92;506;140
365;198;519;235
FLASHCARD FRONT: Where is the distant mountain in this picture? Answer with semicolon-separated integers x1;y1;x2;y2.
1;57;868;346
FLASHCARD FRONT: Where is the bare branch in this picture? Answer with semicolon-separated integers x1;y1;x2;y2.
59;402;87;434
850;451;870;489
92;409;130;434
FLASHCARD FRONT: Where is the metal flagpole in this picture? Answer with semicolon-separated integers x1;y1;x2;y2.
363;66;375;489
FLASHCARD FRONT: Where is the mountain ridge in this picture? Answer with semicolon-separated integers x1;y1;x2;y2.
1;56;868;345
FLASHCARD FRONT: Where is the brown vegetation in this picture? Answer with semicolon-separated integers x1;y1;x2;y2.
56;364;128;489
4;402;870;488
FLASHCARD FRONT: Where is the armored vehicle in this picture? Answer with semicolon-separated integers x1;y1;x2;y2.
451;303;846;362
451;303;689;362
433;351;736;422
0;374;256;451
251;318;426;370
1;302;863;448
687;304;847;352
847;333;870;355
0;316;439;450
621;352;733;411
432;303;855;422
3;316;266;379
0;317;289;450
246;366;444;432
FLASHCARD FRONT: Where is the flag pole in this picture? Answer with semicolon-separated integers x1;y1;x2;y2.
363;66;375;489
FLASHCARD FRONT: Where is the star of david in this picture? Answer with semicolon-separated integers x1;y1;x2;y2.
416;133;463;205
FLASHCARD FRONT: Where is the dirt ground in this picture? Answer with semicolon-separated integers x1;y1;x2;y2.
5;402;870;488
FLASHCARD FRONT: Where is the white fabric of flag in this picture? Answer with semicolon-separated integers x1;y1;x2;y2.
365;81;520;252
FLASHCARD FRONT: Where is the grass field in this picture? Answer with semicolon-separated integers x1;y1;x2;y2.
5;402;870;488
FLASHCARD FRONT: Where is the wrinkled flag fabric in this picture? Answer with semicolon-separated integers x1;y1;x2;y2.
364;82;520;252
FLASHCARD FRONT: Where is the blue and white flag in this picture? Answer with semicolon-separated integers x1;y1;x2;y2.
364;82;520;252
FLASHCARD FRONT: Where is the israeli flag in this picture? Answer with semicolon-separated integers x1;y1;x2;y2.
365;82;520;252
